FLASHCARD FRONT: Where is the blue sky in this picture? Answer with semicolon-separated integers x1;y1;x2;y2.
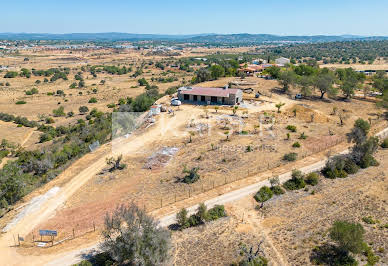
1;0;388;35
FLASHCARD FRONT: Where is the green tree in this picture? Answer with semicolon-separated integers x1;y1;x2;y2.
313;70;337;99
176;208;189;229
101;204;171;265
330;221;365;254
278;70;297;92
210;64;225;80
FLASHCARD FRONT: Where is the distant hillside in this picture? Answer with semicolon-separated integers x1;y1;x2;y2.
0;32;387;43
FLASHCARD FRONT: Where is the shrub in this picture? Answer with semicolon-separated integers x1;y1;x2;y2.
362;216;377;224
286;125;297;132
381;138;388;148
4;71;18;78
165;86;178;95
299;132;307;139
67;111;74;117
322;155;349;179
283;152;297;161
254;186;273;203
330;220;365;254
88;97;97;103
53;106;65;117
187;214;202;227
138;78;149;86
292;142;301;148
283;169;306;190
305;172;319;186
25;88;38;95
79;106;89;114
207;205;227;220
343;158;359;174
359;154;379;169
107;103;115;108
182;167;200;184
45;117;55;124
196;203;209;222
100;204;171;265
270;185;285;195
47;92;54;96
15;100;26;105
176;208;189;229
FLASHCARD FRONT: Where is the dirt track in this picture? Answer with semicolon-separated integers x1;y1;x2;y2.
0;99;385;266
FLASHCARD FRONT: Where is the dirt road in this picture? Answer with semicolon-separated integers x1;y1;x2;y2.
1;101;384;266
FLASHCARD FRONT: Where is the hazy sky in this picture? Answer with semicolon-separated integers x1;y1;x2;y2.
2;0;388;35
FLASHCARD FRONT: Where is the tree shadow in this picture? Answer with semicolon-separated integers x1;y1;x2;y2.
310;243;357;265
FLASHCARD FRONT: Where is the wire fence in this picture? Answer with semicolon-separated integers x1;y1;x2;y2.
14;134;345;247
140;135;346;212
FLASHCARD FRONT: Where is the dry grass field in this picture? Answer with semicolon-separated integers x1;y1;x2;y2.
0;47;387;265
171;148;388;265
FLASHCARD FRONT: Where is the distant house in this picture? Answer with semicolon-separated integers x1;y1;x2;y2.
275;57;290;65
177;87;242;105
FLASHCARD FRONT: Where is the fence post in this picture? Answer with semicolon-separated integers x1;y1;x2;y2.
73;228;75;238
160;198;163;208
18;234;20;246
93;222;95;232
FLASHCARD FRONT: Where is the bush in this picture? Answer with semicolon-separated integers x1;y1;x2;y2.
305;172;319;186
207;205;227;220
176;208;189;229
53;106;65;117
25;88;38;95
381;138;388;148
254;186;273;203
4;71;18;78
292;142;301;148
15;100;26;105
45;117;55;124
299;132;307;139
79;106;89;114
67;111;74;117
165;86;178;95
138;78;149;86
107;103;115;108
187;214;202;227
270;185;285;195
343;158;359;174
283;169;306;190
359;154;379;169
88;97;97;103
362;216;377;224
182;167;200;184
322;155;349;179
100;204;171;265
283;152;297;161
330;220;365;254
286;125;297;132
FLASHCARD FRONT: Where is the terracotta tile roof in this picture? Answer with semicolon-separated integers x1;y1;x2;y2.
179;87;240;97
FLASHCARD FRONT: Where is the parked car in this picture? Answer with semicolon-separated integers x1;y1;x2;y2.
171;98;181;106
295;94;303;99
255;92;260;98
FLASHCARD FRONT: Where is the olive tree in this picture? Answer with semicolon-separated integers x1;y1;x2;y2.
100;204;171;265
